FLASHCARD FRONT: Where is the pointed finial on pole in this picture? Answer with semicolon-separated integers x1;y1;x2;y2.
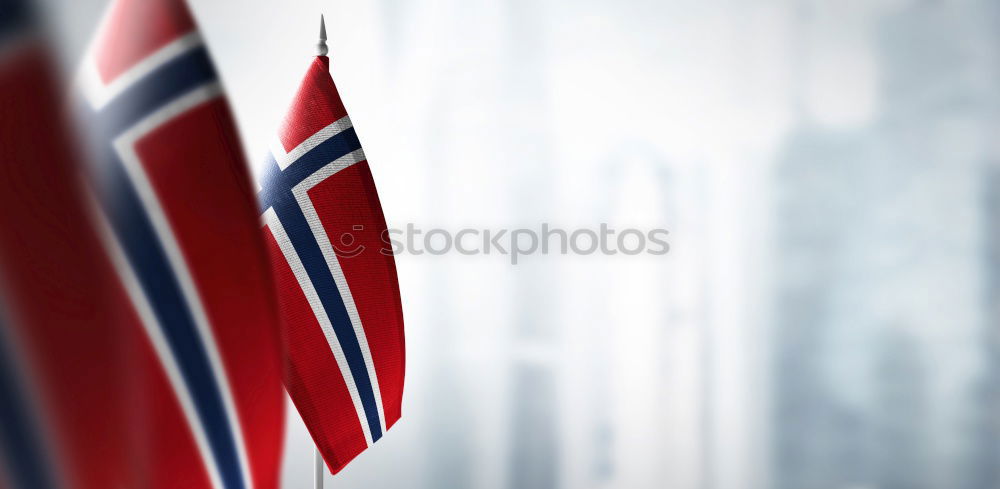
317;15;328;56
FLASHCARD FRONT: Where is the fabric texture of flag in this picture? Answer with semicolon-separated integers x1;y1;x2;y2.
76;1;286;488
258;51;406;474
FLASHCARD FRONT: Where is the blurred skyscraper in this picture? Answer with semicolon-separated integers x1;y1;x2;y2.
772;1;1000;488
976;165;1000;489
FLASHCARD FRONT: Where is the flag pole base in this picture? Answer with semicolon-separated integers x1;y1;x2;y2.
314;447;324;489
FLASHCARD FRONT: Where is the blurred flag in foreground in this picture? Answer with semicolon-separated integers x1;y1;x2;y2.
257;17;406;474
0;1;134;488
76;0;285;488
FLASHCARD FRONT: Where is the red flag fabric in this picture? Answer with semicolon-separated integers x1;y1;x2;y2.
0;4;134;488
258;54;405;474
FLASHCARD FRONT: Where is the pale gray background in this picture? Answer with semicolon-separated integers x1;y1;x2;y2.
34;0;1000;488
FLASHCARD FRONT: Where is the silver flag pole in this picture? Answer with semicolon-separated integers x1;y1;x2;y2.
312;16;328;489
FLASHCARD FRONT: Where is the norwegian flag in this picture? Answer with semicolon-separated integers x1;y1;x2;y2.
77;1;285;489
258;21;405;474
